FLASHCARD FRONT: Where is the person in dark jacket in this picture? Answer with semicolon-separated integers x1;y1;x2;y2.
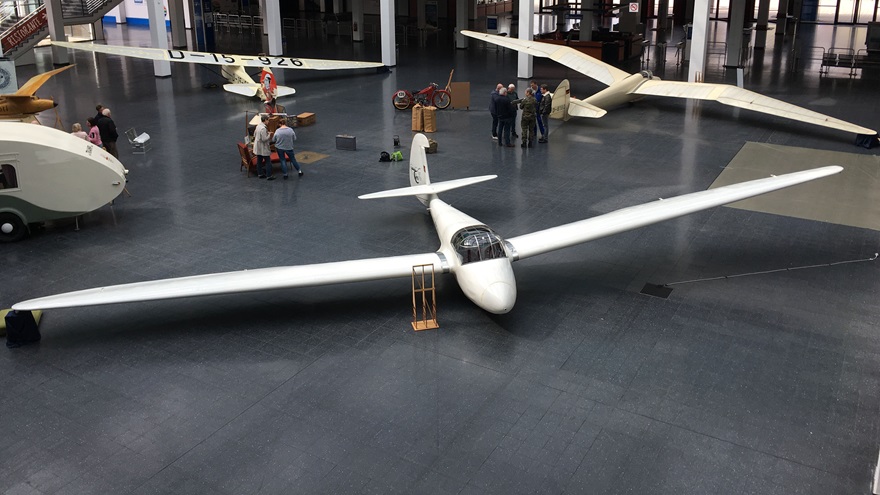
538;84;553;143
506;84;519;138
494;88;516;147
96;108;119;158
488;83;503;139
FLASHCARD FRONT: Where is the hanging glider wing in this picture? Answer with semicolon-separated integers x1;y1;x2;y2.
51;41;385;70
630;80;877;135
505;166;844;261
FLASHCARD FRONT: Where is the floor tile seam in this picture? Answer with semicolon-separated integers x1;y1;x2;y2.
128;350;327;493
611;408;846;479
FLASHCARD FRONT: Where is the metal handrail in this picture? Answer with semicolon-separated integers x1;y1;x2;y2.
1;0;44;26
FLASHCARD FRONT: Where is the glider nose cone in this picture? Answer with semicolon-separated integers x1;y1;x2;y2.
480;282;516;314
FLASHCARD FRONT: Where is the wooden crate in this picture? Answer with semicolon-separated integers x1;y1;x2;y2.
296;112;316;126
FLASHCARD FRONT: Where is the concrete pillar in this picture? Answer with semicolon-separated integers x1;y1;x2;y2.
45;0;69;65
656;0;669;43
580;0;593;42
725;0;746;67
265;0;283;55
261;0;269;35
333;0;342;14
380;0;396;66
687;0;709;82
754;0;770;48
147;0;171;76
168;0;187;48
116;2;127;23
776;0;789;35
455;0;467;48
353;0;365;42
517;0;533;78
417;0;426;28
93;19;105;40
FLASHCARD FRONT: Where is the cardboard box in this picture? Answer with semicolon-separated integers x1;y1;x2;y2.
296;112;316;126
336;135;356;151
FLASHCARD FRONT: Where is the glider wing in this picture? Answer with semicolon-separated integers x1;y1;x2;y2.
13;253;446;311
506;166;843;261
52;41;384;70
460;30;629;86
632;80;877;135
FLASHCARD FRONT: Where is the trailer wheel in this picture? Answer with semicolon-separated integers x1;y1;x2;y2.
0;213;27;242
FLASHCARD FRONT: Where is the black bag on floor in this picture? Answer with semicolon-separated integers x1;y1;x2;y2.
5;310;40;348
855;133;878;149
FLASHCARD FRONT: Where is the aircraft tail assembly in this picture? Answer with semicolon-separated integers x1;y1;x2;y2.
548;80;607;120
359;134;497;202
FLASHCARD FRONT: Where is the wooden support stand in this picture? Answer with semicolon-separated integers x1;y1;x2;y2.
411;264;439;331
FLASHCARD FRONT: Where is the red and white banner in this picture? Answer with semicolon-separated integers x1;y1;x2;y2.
1;9;48;54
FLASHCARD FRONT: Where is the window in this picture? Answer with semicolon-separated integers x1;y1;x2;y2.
452;227;508;265
0;164;17;190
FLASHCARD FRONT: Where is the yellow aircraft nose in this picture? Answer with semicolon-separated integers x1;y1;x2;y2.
480;281;516;314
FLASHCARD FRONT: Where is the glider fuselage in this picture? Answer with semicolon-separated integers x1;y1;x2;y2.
0;96;57;118
428;197;518;314
583;71;652;110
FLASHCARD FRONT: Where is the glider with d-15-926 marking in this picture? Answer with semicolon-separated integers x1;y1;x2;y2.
52;41;385;101
13;134;843;319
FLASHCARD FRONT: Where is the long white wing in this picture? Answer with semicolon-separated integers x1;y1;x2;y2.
359;176;498;199
13;253;445;311
506;166;843;261
461;30;629;86
632;80;876;135
52;41;385;70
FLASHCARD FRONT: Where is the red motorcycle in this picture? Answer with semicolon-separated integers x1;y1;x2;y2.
392;82;451;110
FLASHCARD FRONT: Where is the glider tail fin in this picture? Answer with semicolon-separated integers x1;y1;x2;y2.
359;134;497;203
549;79;571;121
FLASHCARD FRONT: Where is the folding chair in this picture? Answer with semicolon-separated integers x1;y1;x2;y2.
125;128;151;154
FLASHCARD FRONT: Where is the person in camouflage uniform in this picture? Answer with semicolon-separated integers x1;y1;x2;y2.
519;88;537;148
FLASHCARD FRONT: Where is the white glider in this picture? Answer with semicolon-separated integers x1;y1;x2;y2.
52;41;384;101
462;30;877;139
13;134;842;314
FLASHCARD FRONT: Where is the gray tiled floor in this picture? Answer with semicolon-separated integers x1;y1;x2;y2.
2;21;879;494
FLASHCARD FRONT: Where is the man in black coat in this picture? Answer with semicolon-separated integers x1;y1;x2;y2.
494;88;516;147
96;108;119;158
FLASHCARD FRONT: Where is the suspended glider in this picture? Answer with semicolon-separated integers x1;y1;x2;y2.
461;30;877;142
52;41;384;101
0;123;128;242
14;134;842;315
0;65;73;120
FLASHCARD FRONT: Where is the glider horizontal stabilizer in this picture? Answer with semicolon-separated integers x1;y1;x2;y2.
359;175;498;200
12;253;446;311
223;83;259;97
52;41;385;70
506;166;844;261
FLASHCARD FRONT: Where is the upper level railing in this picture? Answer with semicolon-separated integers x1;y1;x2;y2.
1;0;44;27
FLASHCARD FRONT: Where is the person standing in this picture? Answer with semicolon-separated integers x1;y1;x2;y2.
538;84;553;143
253;114;275;180
489;83;503;140
86;118;102;148
70;123;88;140
520;88;537;148
96;108;119;158
507;84;519;139
272;118;302;179
494;88;515;147
529;80;545;140
94;104;104;123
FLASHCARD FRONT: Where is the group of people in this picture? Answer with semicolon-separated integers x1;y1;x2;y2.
69;104;119;158
253;114;302;181
489;80;554;148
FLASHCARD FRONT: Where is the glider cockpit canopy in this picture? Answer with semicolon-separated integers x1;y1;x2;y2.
452;226;507;264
